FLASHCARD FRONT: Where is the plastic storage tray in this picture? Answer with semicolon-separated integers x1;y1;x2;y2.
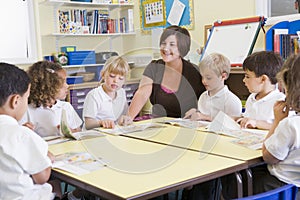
68;51;96;65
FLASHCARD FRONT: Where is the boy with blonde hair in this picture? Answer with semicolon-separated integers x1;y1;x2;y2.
184;53;242;121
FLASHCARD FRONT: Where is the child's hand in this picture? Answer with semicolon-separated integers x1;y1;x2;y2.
273;100;289;122
118;115;133;126
22;122;35;130
237;117;256;129
47;151;55;163
99;119;115;129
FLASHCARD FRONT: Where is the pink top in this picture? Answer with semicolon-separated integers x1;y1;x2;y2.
161;85;176;94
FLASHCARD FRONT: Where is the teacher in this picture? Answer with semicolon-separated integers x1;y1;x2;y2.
126;25;205;120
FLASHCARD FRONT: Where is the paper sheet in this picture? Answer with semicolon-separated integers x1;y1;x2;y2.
208;111;267;150
53;152;105;175
167;0;185;25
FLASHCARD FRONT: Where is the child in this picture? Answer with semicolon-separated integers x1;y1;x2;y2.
251;54;300;196
0;62;54;199
184;53;242;121
19;61;82;137
236;51;285;130
83;56;130;129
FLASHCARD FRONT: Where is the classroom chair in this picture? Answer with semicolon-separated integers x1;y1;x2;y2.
235;184;298;200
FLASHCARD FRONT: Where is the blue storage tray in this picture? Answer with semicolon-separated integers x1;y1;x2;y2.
70;0;92;2
67;76;84;84
68;51;96;65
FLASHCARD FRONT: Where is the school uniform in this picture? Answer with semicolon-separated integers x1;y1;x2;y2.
265;113;300;186
82;84;128;129
0;115;53;200
243;89;285;123
19;100;82;137
198;85;242;118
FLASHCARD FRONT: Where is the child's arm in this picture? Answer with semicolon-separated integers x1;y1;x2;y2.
262;100;289;164
22;122;35;130
85;117;115;129
31;167;51;184
237;117;272;130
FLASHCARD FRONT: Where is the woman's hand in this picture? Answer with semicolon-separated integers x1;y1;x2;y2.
183;108;197;119
118;115;133;126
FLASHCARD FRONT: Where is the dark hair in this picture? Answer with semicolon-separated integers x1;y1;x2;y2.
27;61;64;107
277;54;300;112
159;25;191;57
242;51;283;84
0;62;30;106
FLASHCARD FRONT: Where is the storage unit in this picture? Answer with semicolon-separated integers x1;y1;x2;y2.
39;0;136;53
67;79;140;119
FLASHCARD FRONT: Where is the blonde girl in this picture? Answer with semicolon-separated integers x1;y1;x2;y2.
83;56;130;129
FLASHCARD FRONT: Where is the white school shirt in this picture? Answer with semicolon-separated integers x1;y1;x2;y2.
0;115;53;200
82;84;128;127
265;113;300;187
19;100;82;137
243;89;285;123
197;85;242;119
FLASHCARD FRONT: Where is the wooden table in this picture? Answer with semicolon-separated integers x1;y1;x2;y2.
49;135;246;200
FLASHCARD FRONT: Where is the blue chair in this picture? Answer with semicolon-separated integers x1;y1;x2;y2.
236;184;298;200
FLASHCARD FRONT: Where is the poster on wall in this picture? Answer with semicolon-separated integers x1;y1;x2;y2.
142;0;166;28
140;0;194;32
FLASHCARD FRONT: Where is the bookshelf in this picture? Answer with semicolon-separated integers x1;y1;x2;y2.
265;19;300;59
39;0;135;52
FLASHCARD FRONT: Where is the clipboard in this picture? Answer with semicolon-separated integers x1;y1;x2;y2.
200;16;265;67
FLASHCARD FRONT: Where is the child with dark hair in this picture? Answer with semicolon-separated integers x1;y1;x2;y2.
237;51;285;130
252;54;300;197
0;62;54;199
19;61;82;137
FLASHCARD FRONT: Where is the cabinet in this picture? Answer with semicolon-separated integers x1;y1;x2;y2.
39;0;135;52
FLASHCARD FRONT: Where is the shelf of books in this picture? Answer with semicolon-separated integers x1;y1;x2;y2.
266;19;300;59
40;0;134;9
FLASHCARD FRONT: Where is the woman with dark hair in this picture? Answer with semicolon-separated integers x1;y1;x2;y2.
123;25;205;121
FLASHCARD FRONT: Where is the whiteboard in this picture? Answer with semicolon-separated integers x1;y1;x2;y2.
201;18;263;66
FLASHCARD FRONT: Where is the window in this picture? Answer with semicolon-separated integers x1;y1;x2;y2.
0;0;38;64
256;0;300;25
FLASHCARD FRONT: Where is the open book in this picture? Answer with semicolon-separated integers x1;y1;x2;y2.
94;122;166;136
48;109;106;142
52;152;105;175
158;118;210;129
207;111;268;150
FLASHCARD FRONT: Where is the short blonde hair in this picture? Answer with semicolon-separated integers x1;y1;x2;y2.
100;56;130;82
199;53;231;79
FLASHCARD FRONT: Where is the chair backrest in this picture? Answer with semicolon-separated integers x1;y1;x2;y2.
236;184;298;200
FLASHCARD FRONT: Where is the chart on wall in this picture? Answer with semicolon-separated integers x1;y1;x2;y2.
139;0;194;32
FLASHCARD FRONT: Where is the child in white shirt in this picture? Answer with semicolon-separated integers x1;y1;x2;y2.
19;61;82;137
184;53;242;121
0;62;54;200
237;51;285;130
83;56;130;129
252;54;300;197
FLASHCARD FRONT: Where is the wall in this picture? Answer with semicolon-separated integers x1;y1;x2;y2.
124;0;262;59
34;0;261;62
